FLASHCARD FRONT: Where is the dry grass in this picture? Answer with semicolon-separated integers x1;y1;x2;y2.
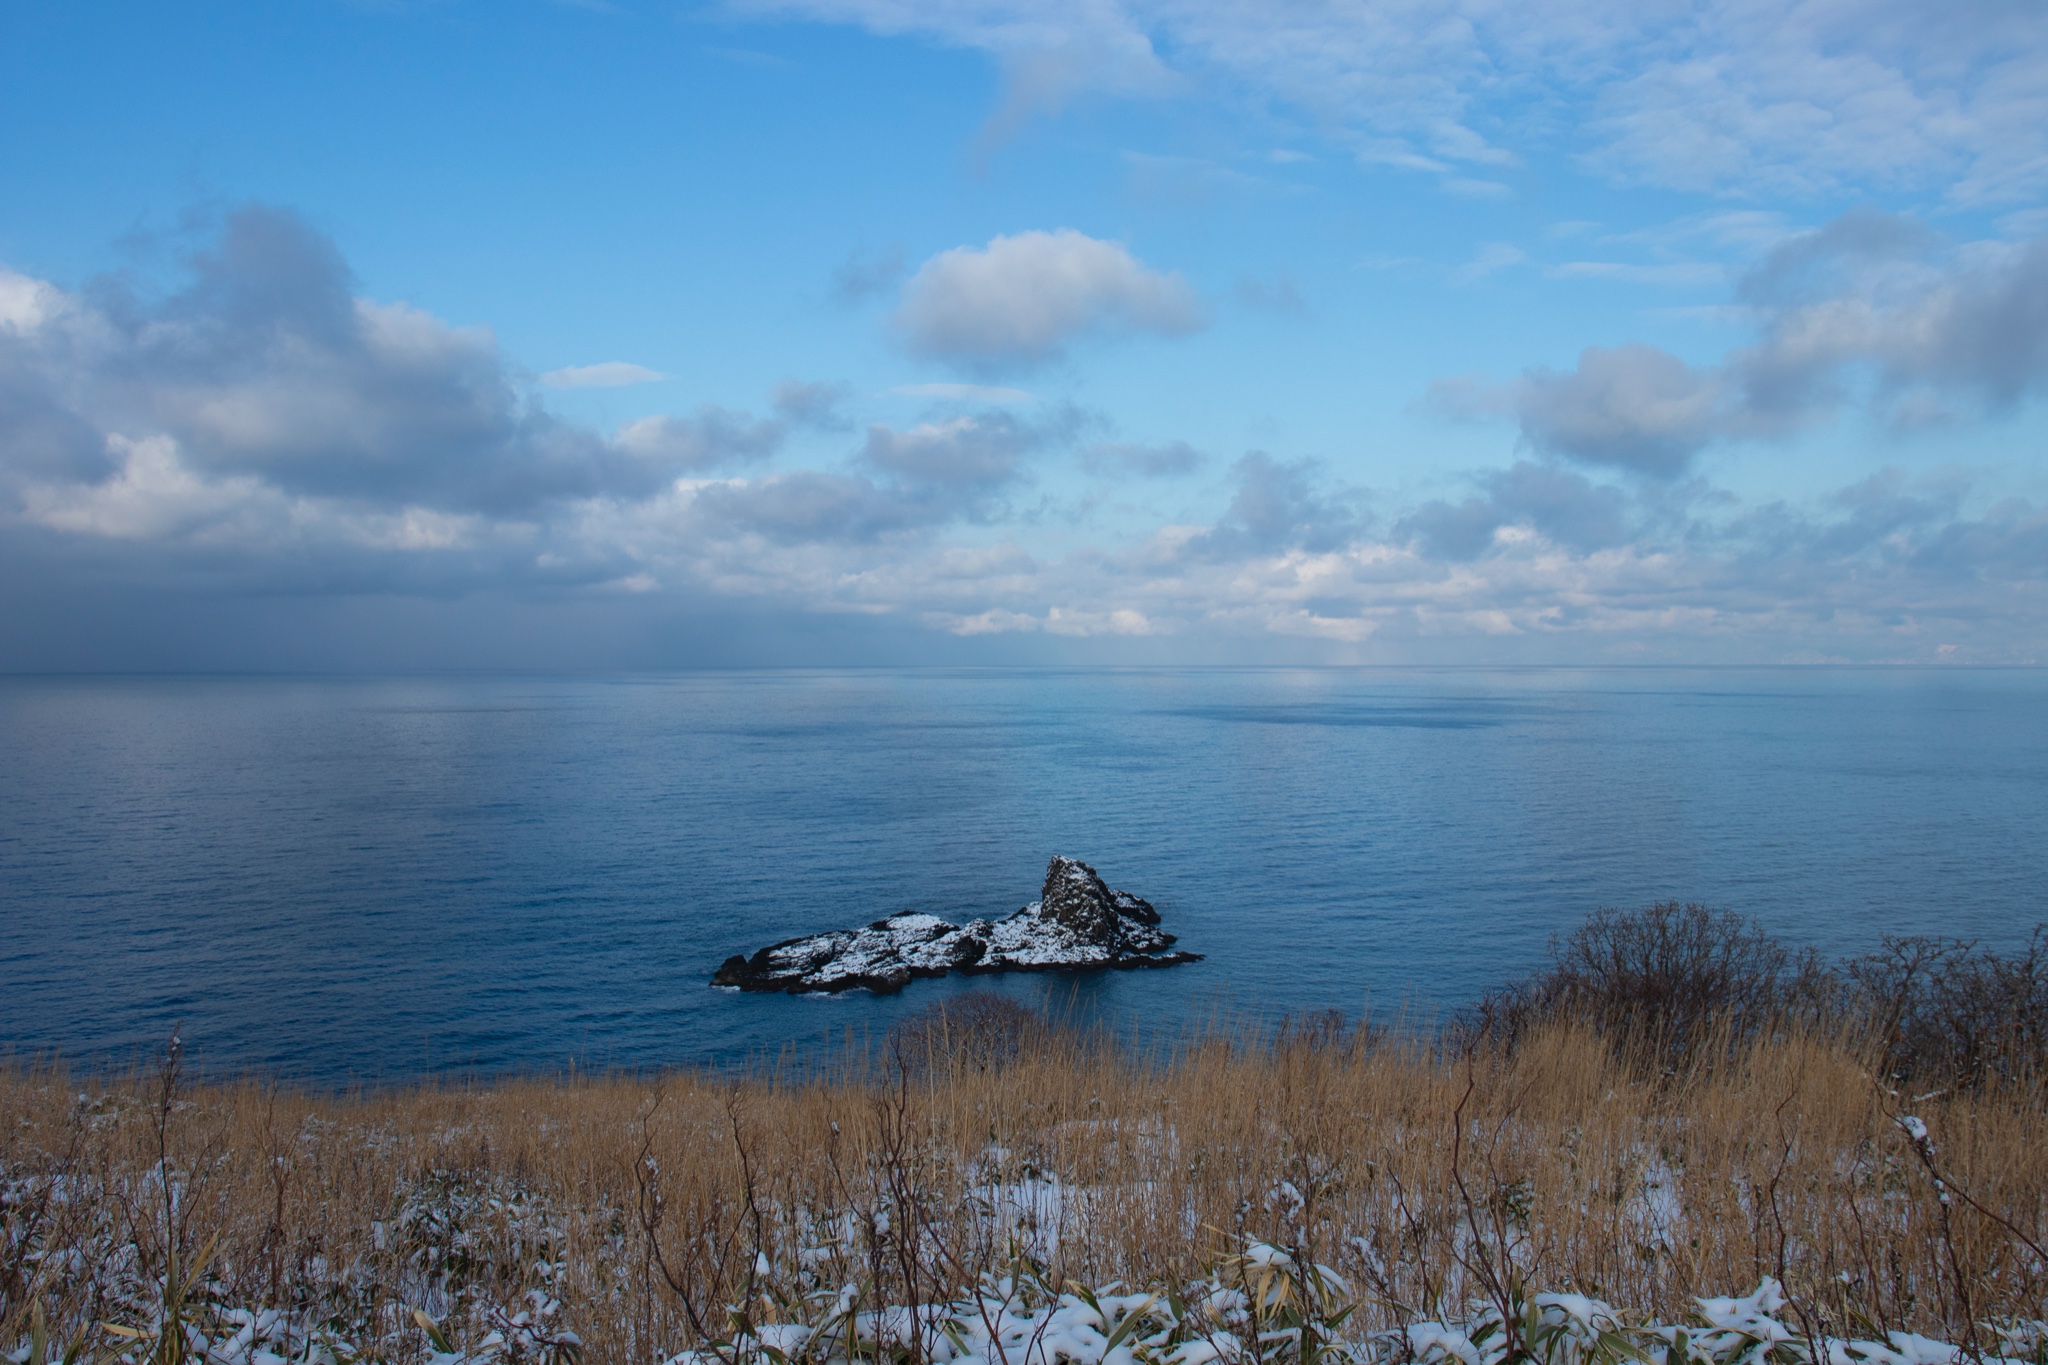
3;1015;2044;1365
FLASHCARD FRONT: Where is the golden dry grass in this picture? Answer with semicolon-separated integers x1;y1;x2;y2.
2;1019;2043;1365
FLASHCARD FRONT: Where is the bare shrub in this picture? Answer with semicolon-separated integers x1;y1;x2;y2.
885;993;1048;1076
1848;927;2048;1090
11;917;2048;1365
1470;902;2048;1094
1469;901;1835;1064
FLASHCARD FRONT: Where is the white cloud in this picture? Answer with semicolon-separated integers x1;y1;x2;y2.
1453;243;1528;285
1436;344;1730;476
541;361;666;388
8;206;2048;666
1043;605;1157;636
860;411;1040;489
1442;178;1512;200
22;435;286;543
1432;213;2048;474
0;207;809;516
943;608;1046;635
686;471;933;544
893;229;1203;369
0;270;66;334
741;0;2048;205
1731;215;2048;417
614;407;786;470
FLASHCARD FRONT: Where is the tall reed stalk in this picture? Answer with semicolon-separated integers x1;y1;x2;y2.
3;1014;2043;1365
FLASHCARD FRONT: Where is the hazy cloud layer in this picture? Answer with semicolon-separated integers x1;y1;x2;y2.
894;229;1203;369
687;471;940;545
1081;440;1204;477
862;411;1039;488
613;407;787;470
5;208;2047;666
831;245;908;304
891;382;1034;404
742;0;2048;204
1432;214;2048;473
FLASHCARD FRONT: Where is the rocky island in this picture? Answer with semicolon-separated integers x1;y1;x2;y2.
711;855;1201;993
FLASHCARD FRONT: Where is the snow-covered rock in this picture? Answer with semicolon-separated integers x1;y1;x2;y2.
710;856;1201;993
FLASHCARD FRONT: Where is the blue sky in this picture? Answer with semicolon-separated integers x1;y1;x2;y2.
2;0;2045;668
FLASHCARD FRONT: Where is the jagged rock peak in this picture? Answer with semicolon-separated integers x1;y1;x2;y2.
1038;855;1161;943
710;855;1198;994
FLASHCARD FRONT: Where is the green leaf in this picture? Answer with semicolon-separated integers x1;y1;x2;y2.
1101;1296;1161;1355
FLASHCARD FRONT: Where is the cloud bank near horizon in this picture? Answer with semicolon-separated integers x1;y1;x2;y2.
3;206;2045;669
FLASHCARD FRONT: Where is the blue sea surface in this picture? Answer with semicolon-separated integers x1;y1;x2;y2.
2;668;2044;1082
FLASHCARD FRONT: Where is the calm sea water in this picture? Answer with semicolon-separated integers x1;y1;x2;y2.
2;668;2044;1082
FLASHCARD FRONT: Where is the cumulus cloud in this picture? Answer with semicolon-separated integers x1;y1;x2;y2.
145;223;525;504
1398;462;1637;559
742;0;2048;205
0;207;762;516
860;412;1040;488
541;361;665;388
8;205;2048;667
1731;213;2048;421
602;379;850;475
1434;214;2048;474
20;212;937;531
688;471;935;544
85;452;2048;659
626;408;1079;553
0;208;1124;601
0;206;825;580
0;271;67;333
613;407;786;470
893;229;1203;369
1431;345;1730;475
850;405;1094;519
1179;453;1364;559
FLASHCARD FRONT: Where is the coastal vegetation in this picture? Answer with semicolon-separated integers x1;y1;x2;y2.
4;906;2045;1365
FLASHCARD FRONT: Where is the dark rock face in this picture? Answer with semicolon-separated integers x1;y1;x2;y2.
710;855;1199;994
1039;856;1122;942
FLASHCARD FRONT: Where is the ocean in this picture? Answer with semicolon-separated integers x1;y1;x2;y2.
2;667;2043;1081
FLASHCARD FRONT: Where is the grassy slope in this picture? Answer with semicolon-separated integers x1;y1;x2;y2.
3;1020;2044;1365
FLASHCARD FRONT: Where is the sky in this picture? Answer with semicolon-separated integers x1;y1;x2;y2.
2;0;2046;669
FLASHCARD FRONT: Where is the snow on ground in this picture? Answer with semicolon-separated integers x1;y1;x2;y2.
8;1150;2041;1365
